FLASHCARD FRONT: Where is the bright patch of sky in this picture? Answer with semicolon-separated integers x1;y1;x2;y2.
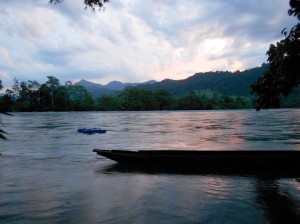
0;0;297;88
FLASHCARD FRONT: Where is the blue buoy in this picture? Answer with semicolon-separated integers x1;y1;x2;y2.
77;128;106;134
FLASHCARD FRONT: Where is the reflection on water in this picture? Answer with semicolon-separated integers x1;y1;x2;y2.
255;178;300;223
0;110;300;223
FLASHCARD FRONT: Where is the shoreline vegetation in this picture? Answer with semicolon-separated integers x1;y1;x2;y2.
1;74;299;112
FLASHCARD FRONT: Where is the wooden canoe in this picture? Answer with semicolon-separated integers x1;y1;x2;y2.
93;149;300;172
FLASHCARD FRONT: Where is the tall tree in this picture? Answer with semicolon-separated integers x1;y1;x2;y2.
28;80;41;106
11;77;20;97
67;85;94;110
252;0;300;110
46;76;60;108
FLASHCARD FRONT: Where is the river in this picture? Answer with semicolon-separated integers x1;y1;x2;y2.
0;110;300;223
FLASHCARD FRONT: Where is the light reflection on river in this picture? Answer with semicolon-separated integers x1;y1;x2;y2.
0;110;300;223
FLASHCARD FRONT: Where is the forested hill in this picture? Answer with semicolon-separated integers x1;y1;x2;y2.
75;79;157;98
139;64;269;97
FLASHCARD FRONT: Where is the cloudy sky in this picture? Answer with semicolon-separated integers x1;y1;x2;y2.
0;0;297;88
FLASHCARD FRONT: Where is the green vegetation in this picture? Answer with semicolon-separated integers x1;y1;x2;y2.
1;63;299;113
1;76;253;112
251;0;300;110
139;65;269;97
0;76;94;112
96;87;252;111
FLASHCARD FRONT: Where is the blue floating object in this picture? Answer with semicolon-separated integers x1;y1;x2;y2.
77;128;86;133
77;128;106;134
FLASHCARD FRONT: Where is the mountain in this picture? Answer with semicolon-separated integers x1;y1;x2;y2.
105;80;157;90
75;79;157;98
76;79;103;89
75;64;269;99
139;64;269;97
105;81;125;90
75;79;111;98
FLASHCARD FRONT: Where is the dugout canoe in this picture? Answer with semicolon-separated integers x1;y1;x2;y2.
93;149;300;171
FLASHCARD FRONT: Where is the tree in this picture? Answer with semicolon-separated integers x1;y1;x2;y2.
67;85;94;110
28;80;41;105
96;94;121;111
16;81;31;111
25;80;42;110
11;77;20;97
176;91;202;110
49;0;109;10
46;76;60;108
251;0;300;110
0;80;8;140
119;87;156;111
154;89;173;110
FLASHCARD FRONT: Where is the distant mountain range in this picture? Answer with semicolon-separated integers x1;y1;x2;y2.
75;79;156;98
75;64;269;98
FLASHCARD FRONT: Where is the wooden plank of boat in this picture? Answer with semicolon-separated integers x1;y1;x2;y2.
93;149;300;170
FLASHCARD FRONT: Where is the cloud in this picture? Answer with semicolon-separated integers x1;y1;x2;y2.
0;0;296;88
0;71;13;91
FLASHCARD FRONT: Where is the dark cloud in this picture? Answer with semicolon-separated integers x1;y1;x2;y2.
0;0;297;87
36;49;72;67
131;0;295;47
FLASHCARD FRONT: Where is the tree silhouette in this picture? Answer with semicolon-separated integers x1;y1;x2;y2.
49;0;109;10
252;0;300;110
0;80;8;140
46;76;60;108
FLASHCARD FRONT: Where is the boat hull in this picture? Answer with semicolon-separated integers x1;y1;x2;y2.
93;149;300;172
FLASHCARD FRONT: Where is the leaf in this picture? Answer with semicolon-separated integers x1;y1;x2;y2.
0;129;8;140
281;28;288;36
0;112;11;140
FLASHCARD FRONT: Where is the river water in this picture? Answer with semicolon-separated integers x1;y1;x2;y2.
0;110;300;223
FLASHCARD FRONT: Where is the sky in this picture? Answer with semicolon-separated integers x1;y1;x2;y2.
0;0;297;88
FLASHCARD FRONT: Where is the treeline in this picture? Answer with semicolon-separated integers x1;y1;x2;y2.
0;76;93;112
0;76;253;112
97;88;252;111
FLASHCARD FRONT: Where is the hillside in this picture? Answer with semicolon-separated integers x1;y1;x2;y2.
75;79;156;98
139;64;269;97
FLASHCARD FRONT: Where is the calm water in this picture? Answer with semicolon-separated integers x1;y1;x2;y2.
1;110;300;223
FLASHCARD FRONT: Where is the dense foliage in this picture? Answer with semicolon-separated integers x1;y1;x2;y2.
1;77;254;112
1;63;299;113
140;65;269;97
251;0;300;110
0;76;94;112
96;87;253;111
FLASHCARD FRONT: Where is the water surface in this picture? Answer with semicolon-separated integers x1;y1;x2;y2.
1;110;300;223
